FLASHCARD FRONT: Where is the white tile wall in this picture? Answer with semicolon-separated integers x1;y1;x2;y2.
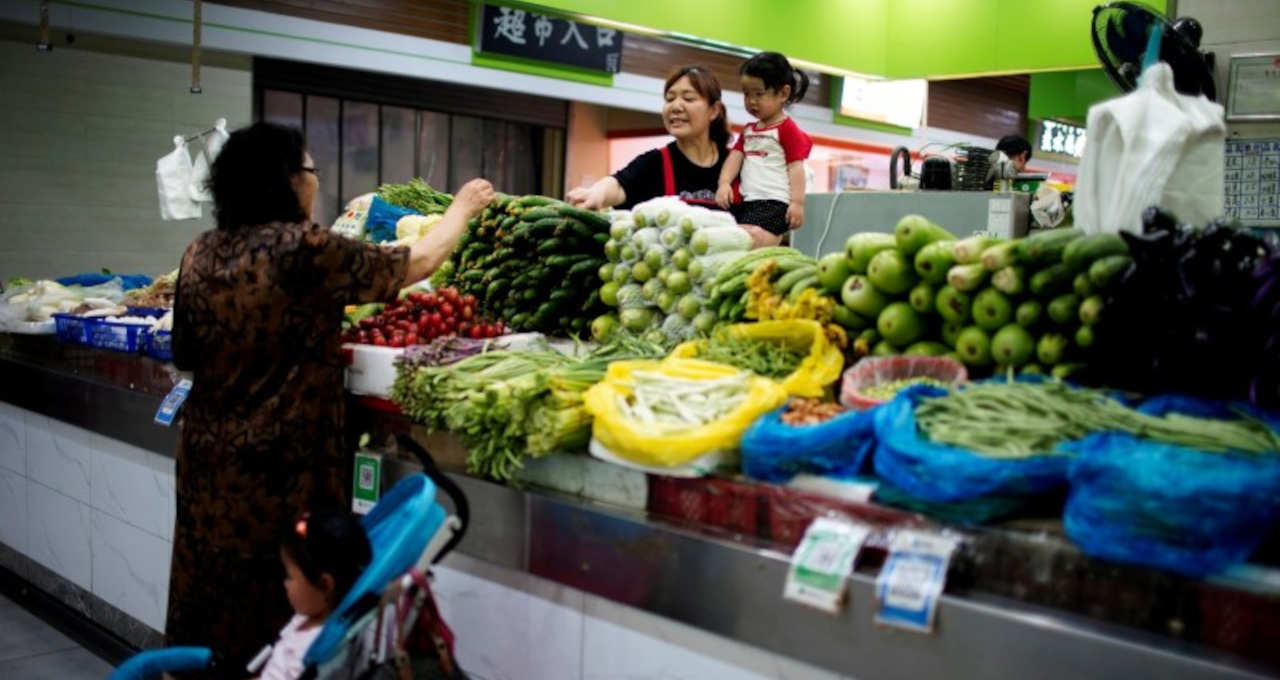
24;414;94;504
0;467;27;555
91;509;172;631
434;558;584;680
26;481;93;591
92;437;176;542
0;38;252;282
0;402;24;475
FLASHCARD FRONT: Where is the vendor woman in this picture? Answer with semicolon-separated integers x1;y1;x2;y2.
567;66;779;248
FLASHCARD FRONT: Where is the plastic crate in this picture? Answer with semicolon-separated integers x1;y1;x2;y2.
142;329;173;361
52;313;90;345
647;476;761;535
84;318;149;353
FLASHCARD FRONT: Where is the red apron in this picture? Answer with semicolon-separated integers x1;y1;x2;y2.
659;145;729;208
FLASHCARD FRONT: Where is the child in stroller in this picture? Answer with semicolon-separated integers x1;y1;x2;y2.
112;435;469;680
253;511;373;680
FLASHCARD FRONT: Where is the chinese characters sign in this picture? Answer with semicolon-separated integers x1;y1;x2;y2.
1038;120;1086;158
479;5;623;74
1224;138;1280;227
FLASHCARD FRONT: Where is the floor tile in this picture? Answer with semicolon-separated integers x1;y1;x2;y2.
0;647;114;679
0;600;77;662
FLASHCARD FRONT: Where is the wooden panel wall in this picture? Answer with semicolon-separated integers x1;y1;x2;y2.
219;1;828;107
215;0;472;44
927;75;1029;139
623;34;829;107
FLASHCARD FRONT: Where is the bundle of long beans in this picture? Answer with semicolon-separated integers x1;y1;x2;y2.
916;381;1280;459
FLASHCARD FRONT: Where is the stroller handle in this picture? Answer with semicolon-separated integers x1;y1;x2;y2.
108;646;213;680
395;433;469;563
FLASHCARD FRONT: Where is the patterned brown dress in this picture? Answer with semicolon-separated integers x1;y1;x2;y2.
165;221;407;675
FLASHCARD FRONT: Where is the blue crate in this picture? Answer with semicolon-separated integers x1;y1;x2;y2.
143;329;174;361
84;318;149;353
52;313;91;345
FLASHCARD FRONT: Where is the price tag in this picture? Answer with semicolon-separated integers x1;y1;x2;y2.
351;451;382;514
986;197;1013;234
153;379;192;426
875;530;958;633
783;517;871;614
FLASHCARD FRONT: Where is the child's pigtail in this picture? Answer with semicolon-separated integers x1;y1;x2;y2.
789;69;810;104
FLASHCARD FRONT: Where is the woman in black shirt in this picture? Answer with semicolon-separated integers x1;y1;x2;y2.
569;66;728;211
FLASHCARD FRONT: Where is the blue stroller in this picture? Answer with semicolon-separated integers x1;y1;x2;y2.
110;435;470;680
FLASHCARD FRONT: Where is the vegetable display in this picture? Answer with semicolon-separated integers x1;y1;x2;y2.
916;381;1280;459
441;194;613;337
340;287;503;347
1084;207;1280;409
391;335;667;479
378;178;454;215
814;214;1137;377
594;198;749;343
780;398;845;426
614;369;751;430
682;326;805;380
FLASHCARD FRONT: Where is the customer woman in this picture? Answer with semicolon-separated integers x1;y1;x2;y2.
566;66;780;248
165;121;492;675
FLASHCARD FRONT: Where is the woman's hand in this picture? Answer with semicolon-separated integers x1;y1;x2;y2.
566;177;623;211
786;201;805;230
453;179;495;218
715;183;734;209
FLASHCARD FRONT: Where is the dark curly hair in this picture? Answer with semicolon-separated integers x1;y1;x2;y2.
209;122;308;230
281;511;372;605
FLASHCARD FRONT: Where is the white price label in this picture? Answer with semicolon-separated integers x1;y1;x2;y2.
783;517;871;614
874;530;958;633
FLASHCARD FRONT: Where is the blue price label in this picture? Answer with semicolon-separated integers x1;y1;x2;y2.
154;379;192;427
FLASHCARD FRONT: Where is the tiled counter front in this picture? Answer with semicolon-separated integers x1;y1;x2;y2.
0;400;836;679
0;401;173;647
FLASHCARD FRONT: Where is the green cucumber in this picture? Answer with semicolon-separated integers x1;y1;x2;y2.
556;205;611;230
786;275;820;302
1062;233;1128;271
1015;228;1082;266
520;207;562;222
1088;255;1133;290
1029;263;1074;296
536;238;567;255
774;266;817;294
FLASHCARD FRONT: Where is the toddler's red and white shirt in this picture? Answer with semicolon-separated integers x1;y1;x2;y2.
732;117;813;204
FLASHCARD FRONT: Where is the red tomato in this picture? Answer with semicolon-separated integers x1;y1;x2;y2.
459;321;472;334
429;312;443;326
404;332;418;346
460;305;474;321
439;302;455;318
422;292;437;307
357;331;369;343
469;325;483;339
372;336;387;346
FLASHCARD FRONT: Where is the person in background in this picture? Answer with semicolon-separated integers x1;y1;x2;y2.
996;134;1033;173
166;121;493;676
252;512;372;680
567;66;729;210
716;52;814;247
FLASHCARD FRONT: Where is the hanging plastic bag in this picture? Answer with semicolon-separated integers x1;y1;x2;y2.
1063;395;1280;577
156;135;200;220
1074;62;1225;234
740;404;876;483
364;195;419;243
872;385;1071;503
670;319;843;398
582;358;787;468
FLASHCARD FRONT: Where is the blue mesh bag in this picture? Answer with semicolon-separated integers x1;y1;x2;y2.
872;385;1071;504
1063;395;1280;577
740;404;876;483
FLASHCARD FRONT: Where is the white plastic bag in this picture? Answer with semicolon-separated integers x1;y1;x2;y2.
187;118;229;203
156;136;201;220
1074;63;1225;234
